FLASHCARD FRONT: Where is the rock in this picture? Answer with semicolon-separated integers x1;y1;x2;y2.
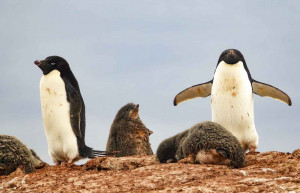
84;155;159;171
292;149;300;159
0;151;299;192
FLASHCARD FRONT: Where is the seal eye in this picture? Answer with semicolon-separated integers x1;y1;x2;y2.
50;62;56;66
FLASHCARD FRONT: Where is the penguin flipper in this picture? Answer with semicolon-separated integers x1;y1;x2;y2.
252;80;292;106
173;81;212;106
66;82;84;139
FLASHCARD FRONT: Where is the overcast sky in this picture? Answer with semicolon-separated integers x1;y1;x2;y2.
0;1;299;164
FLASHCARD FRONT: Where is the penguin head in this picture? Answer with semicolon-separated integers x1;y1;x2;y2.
34;56;71;75
115;103;140;121
218;49;246;65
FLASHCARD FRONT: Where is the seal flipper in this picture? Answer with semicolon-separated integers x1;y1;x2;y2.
252;80;292;106
173;80;212;106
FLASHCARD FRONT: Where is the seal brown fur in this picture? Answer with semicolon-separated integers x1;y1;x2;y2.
106;103;153;157
0;135;46;175
156;121;245;168
156;130;189;163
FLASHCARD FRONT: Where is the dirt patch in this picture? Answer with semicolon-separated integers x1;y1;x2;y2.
0;150;299;192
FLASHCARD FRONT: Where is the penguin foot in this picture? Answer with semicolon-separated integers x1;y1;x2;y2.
249;146;256;153
54;161;61;166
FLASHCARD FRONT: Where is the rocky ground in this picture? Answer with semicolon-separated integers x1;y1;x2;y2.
0;150;299;193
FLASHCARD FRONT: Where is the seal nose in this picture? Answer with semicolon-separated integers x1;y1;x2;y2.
229;49;235;56
34;60;41;66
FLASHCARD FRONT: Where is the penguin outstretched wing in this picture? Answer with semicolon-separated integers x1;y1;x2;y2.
252;80;292;106
173;81;213;106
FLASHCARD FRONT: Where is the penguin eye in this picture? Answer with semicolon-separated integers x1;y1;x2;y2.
50;62;56;66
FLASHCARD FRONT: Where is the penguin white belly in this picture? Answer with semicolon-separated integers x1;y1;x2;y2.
211;61;258;151
40;70;79;163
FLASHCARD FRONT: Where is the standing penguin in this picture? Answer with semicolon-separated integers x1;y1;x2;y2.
35;56;106;165
106;103;153;157
173;49;291;152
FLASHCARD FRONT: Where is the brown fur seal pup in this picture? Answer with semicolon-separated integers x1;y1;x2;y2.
156;129;189;163
106;103;153;157
0;135;46;175
156;121;245;168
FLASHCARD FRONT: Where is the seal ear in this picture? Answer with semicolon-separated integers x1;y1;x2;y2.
252;80;292;106
173;80;213;106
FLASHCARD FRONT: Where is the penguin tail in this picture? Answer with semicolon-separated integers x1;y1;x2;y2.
79;143;118;158
90;150;105;158
79;146;105;158
91;150;112;157
86;149;118;158
92;150;119;157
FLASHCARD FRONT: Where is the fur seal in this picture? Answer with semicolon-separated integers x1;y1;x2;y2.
0;135;45;175
156;121;245;168
106;103;153;157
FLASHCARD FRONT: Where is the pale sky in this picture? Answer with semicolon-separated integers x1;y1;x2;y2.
0;1;299;164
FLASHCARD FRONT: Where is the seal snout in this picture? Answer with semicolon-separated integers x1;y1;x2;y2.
34;60;41;66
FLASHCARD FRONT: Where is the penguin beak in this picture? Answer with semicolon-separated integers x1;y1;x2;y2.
223;49;240;64
34;60;41;66
136;104;139;109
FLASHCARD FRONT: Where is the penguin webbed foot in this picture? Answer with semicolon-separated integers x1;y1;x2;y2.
248;146;257;154
53;160;61;166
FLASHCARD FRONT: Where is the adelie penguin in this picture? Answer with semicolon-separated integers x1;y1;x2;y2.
173;49;292;152
35;56;107;165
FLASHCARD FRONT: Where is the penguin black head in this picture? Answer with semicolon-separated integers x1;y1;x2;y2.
115;103;140;121
218;49;246;65
34;56;71;75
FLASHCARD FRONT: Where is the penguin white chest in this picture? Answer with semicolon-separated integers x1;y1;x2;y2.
40;70;79;163
211;61;258;151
